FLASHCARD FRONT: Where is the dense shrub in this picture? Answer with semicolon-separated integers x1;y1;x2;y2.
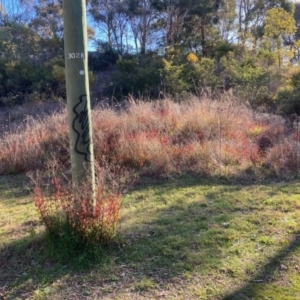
33;177;121;245
275;70;300;115
186;57;221;97
110;54;162;99
220;52;273;107
88;49;119;72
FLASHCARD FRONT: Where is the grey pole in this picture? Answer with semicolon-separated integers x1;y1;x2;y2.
63;0;95;209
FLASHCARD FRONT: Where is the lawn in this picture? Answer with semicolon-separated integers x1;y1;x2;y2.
1;174;300;299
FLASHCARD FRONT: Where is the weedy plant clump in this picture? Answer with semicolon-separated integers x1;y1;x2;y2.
33;177;122;246
29;159;135;249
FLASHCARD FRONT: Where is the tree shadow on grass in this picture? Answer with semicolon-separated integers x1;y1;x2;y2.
1;176;300;299
0;174;32;201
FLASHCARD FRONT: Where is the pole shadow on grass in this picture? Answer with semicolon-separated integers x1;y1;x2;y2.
1;176;300;298
223;232;300;300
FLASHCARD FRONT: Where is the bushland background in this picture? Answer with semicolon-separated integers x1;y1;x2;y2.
1;1;300;299
0;0;300;115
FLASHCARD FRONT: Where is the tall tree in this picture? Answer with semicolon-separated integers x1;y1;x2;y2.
89;0;127;53
216;0;237;43
237;0;294;47
30;0;64;39
125;0;159;54
0;0;31;19
263;7;296;66
294;2;300;41
151;0;221;56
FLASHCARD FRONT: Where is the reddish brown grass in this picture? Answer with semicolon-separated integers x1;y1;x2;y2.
0;98;299;179
33;175;122;244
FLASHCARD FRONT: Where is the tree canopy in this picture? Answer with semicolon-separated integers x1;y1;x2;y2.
1;0;300;115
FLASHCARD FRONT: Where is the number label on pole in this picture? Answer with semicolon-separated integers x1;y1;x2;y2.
68;53;84;59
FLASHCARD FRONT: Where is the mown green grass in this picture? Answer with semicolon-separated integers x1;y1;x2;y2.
1;174;300;299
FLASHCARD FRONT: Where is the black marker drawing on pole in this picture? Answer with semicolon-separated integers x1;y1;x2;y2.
72;94;91;162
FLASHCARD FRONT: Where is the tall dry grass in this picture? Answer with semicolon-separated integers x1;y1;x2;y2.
0;97;299;180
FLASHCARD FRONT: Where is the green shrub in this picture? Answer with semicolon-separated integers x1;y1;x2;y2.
186;57;221;97
275;70;300;115
161;58;190;96
88;48;119;72
110;55;162;99
275;86;300;115
221;53;272;107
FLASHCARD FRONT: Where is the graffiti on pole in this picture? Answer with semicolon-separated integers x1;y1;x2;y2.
72;94;91;162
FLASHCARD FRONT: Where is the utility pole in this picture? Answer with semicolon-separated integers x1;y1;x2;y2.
63;0;95;209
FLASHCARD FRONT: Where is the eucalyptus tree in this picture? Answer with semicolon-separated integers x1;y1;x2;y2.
295;2;300;42
28;0;64;63
150;0;222;56
29;0;64;39
236;0;294;47
125;0;161;54
215;0;237;43
0;0;32;19
89;0;128;53
263;7;296;66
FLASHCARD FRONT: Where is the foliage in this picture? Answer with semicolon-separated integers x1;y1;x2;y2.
0;15;65;103
88;47;119;72
159;48;220;98
221;51;277;107
0;0;299;109
187;57;221;97
263;7;296;66
110;54;162;98
186;53;198;63
275;68;300;114
161;57;189;97
0;58;60;104
33;177;122;245
264;7;296;39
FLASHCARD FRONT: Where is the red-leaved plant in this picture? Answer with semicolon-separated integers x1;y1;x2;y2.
33;177;122;245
